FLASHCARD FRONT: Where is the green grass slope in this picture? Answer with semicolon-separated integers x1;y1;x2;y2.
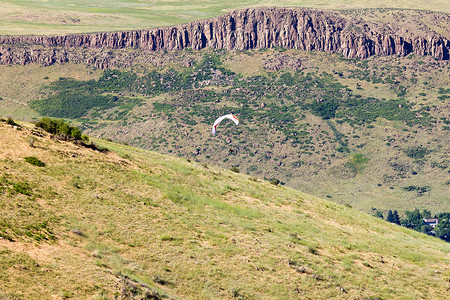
1;120;449;299
0;0;449;35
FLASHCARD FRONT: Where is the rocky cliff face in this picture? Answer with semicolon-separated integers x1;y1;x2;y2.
0;7;448;67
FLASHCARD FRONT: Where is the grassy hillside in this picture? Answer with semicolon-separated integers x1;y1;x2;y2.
1;48;448;214
0;0;449;35
1;119;449;299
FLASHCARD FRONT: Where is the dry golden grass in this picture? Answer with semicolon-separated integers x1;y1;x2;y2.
0;120;449;299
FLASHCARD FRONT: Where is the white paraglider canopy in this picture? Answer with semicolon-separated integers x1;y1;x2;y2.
212;114;239;135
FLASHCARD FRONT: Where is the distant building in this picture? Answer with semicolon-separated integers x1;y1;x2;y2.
423;218;438;228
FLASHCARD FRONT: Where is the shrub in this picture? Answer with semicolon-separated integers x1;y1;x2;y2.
160;235;175;241
13;181;32;195
230;166;240;173
310;100;339;119
402;185;430;196
24;156;45;167
404;146;429;159
6;117;18;126
336;146;349;153
269;178;280;185
83;142;108;153
308;246;319;255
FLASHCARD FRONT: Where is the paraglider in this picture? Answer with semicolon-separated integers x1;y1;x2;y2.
212;114;239;136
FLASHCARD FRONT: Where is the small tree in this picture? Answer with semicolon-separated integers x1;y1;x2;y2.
392;210;400;225
435;216;450;242
310;100;339;119
375;210;384;219
387;210;394;223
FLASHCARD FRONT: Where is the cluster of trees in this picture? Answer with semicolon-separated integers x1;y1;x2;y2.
35;117;87;141
35;118;108;152
376;209;449;242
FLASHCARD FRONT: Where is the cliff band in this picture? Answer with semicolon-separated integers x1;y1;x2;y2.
0;7;449;67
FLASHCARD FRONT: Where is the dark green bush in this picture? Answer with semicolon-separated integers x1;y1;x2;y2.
269;178;280;185
6;117;18;126
230;166;240;173
24;156;45;167
404;146;429;159
35;118;85;141
402;185;430;195
310;100;339;119
13;181;32;195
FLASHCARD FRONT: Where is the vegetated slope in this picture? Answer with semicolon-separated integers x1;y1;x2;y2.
2;47;448;214
1;120;449;299
0;8;449;215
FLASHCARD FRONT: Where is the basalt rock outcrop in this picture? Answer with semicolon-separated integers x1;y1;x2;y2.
0;7;448;67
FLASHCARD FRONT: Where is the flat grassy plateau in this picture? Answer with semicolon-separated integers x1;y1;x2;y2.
0;0;449;35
